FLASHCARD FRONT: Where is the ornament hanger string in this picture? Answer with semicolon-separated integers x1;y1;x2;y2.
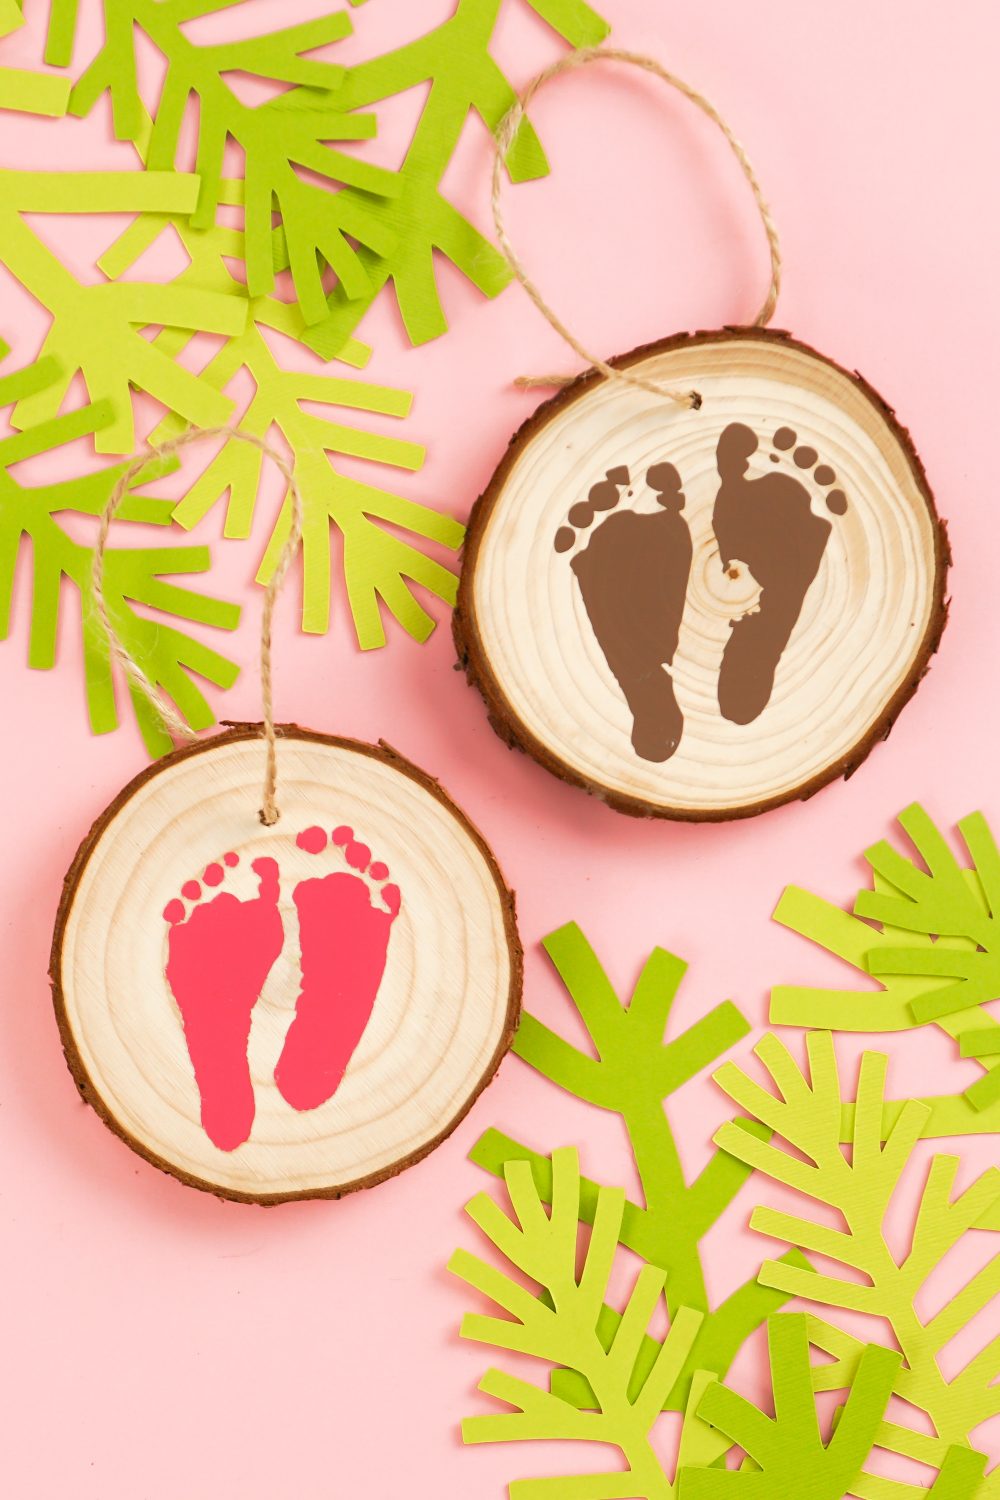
92;425;303;827
492;45;782;408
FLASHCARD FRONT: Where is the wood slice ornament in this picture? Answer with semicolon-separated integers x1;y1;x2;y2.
455;49;949;821
51;431;521;1204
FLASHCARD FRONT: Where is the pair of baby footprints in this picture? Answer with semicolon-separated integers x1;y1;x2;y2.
554;422;848;761
162;826;401;1152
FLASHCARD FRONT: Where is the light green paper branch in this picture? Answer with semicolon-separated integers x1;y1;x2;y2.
0;0;23;37
451;1146;724;1499
770;804;1000;1123
471;924;809;1413
0;66;70;116
678;1315;903;1500
0;347;239;752
55;0;402;325
713;1031;1000;1449
0;172;248;452
303;0;611;357
847;1418;989;1500
96;208;463;645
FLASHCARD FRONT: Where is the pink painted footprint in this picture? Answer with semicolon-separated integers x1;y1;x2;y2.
275;826;401;1112
163;855;283;1152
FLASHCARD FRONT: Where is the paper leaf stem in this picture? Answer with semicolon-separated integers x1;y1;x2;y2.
678;1315;901;1500
713;1033;1000;1448
470;924;809;1411
0;347;240;752
770;805;1000;1119
450;1145;720;1500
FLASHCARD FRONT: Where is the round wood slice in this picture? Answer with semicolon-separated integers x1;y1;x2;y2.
456;328;949;820
51;724;521;1203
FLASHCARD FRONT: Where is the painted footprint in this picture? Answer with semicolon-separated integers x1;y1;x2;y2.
163;855;283;1152
554;463;693;762
712;423;847;725
274;826;401;1112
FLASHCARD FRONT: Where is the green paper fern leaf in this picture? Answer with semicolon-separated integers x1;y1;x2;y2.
470;923;809;1412
451;1145;724;1499
713;1032;1000;1450
0;344;239;753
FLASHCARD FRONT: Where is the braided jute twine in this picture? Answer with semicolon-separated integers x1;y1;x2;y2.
92;426;303;827
492;45;782;409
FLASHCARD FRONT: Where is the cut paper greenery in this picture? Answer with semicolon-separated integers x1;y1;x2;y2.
95;205;463;642
450;1144;730;1499
681;1315;899;1500
0;0;23;38
451;1152;984;1500
0;342;239;753
850;1424;989;1500
55;0;399;327
770;803;1000;1130
680;1317;986;1500
41;0;610;355
0;170;248;454
713;1033;1000;1464
300;0;611;357
0;64;69;115
469;923;809;1412
0;0;612;723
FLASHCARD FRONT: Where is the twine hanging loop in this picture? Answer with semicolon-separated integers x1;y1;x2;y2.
491;45;782;406
92;425;303;826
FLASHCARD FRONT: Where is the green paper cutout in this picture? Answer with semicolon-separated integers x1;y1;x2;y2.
99;206;463;644
678;1315;902;1500
46;0;610;344
0;66;70;116
770;805;1000;1127
860;807;1000;1114
302;0;611;357
0;0;23;37
3;0;610;677
713;1032;1000;1450
959;1029;1000;1058
0;171;248;452
450;1145;726;1499
0;345;240;752
469;924;809;1413
845;1418;988;1500
58;0;402;325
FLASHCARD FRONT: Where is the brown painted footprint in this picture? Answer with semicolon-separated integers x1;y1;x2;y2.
712;424;848;724
554;464;693;762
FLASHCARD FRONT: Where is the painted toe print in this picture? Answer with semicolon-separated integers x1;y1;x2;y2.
712;423;846;725
274;825;402;1112
555;463;694;762
163;854;283;1151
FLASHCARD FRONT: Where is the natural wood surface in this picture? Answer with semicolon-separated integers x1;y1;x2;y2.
51;725;522;1204
456;329;949;820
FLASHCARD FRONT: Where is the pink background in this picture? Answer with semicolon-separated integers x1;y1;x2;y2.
2;1;998;1493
